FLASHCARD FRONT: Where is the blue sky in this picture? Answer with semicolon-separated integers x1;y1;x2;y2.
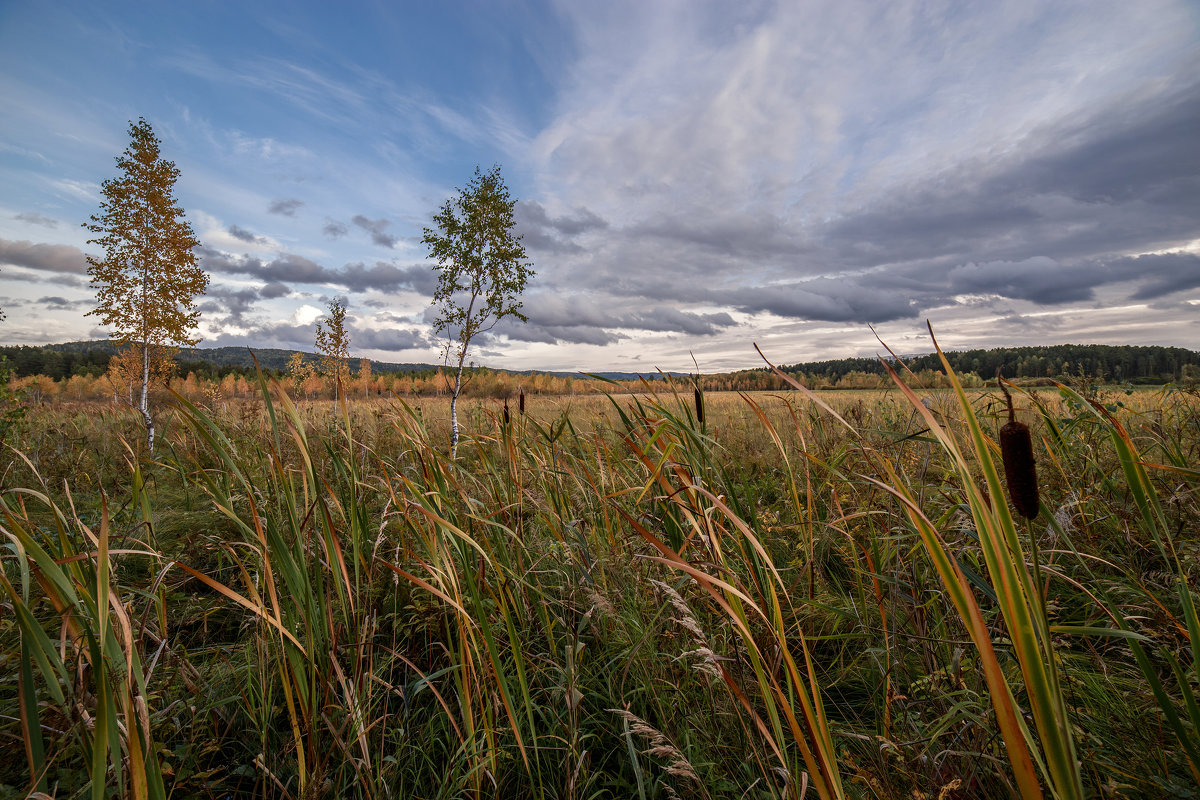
1;1;1198;372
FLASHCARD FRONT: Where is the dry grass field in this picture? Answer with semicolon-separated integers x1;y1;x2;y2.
1;361;1198;799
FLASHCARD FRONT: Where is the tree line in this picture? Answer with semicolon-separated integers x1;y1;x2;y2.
773;343;1200;387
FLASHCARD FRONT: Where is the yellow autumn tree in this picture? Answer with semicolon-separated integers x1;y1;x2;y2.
286;351;315;398
105;345;175;406
85;118;208;453
315;297;351;405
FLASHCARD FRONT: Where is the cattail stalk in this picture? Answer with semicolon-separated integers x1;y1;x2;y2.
998;373;1039;519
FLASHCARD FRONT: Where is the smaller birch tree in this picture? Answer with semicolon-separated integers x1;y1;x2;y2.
85;118;207;453
315;297;351;403
424;165;533;456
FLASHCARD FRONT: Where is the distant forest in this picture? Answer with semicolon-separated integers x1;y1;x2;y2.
1;340;1197;387
0;342;435;382
780;344;1200;386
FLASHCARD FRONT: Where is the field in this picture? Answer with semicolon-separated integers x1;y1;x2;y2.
1;359;1198;799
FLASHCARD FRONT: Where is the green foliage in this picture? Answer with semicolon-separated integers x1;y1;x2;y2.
424;165;534;354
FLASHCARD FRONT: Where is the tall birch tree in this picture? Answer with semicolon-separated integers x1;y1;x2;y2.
85;118;207;454
423;165;533;457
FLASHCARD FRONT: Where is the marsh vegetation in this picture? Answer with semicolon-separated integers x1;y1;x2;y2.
1;352;1198;799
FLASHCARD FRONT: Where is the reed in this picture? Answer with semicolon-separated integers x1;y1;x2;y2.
2;341;1197;797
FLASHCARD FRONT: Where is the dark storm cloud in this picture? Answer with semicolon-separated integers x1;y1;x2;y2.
354;327;427;351
516;201;608;255
819;77;1200;292
501;322;626;347
228;224;267;244
339;262;438;294
198;286;263;325
323;220;349;239
629;213;805;260
259;281;292;299
352;215;398;248
199;246;434;294
38;296;83;309
268;198;304;216
518;201;608;236
1114;252;1200;300
728;279;920;323
482;295;736;346
207;320;423;354
0;238;87;274
15;212;58;228
947;258;1097;304
204;322;315;349
541;73;1200;327
525;296;735;334
2;272;86;288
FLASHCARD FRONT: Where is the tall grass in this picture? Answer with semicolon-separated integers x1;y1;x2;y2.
2;347;1197;797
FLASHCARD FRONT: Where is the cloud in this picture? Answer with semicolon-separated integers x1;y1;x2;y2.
947;258;1096;305
1116;252;1200;300
197;286;264;325
38;296;84;309
228;224;268;244
15;212;58;228
0;239;88;274
259;281;292;298
354;326;428;351
478;294;737;346
352;215;397;248
268;198;304;216
49;179;98;202
199;246;436;294
513;2;1200;346
516;200;608;254
323;220;348;239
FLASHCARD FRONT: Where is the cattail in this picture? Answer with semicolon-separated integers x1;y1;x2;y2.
693;387;705;427
503;399;510;426
518;390;525;415
998;373;1039;519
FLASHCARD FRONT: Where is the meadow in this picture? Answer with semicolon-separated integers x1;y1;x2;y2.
1;353;1197;799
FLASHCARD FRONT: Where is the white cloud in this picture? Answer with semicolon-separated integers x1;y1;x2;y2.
292;304;323;326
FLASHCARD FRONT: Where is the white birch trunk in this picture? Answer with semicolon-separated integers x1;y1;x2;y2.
450;352;465;458
140;339;154;454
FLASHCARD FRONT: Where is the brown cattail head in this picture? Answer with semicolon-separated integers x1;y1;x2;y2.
519;390;525;415
693;387;705;427
998;372;1039;519
503;400;510;426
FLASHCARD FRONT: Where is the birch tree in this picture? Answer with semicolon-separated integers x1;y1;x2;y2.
315;296;351;405
85;118;207;454
423;165;533;456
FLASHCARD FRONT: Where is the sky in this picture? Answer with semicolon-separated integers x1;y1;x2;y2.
1;0;1198;373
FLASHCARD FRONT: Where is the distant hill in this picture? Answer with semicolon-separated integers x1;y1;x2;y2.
1;340;674;382
5;340;1195;385
0;341;436;380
